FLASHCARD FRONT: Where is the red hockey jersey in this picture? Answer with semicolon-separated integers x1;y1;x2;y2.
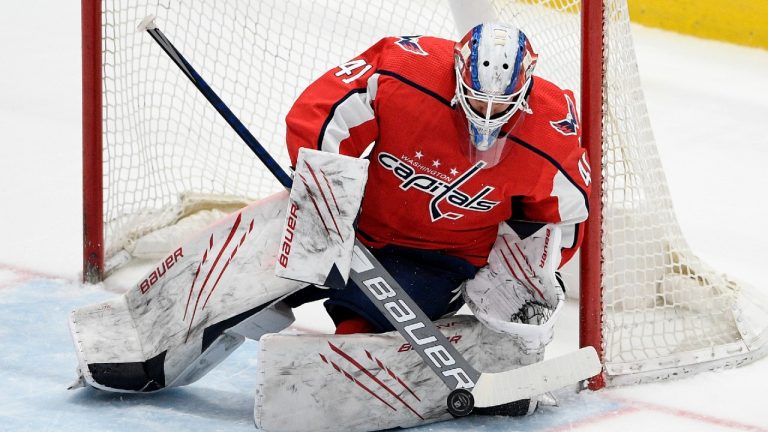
286;36;591;267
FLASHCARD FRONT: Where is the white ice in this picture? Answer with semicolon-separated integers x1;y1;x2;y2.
1;2;768;431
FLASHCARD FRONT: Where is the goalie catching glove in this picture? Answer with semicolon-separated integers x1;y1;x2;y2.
463;224;565;353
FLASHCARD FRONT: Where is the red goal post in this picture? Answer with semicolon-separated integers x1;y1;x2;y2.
579;0;606;389
82;0;103;283
81;0;768;388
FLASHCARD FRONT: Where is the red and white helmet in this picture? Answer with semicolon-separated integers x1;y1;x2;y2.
454;23;538;165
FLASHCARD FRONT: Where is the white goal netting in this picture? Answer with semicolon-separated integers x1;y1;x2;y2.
91;0;768;384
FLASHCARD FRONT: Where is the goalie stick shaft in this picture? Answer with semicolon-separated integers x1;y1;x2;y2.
142;21;293;190
349;243;481;389
141;19;482;393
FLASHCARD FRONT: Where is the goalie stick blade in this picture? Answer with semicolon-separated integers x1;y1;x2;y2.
471;346;601;408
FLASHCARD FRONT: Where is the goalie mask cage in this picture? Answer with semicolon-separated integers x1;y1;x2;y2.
81;0;768;387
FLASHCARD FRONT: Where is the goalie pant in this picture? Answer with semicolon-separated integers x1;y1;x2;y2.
282;244;479;332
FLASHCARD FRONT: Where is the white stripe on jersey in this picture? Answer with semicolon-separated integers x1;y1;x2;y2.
561;224;577;249
320;73;379;154
551;170;589;230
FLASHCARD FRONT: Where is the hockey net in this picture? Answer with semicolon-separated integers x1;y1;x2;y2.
82;0;768;386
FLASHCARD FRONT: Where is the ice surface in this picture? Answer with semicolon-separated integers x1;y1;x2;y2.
1;1;767;431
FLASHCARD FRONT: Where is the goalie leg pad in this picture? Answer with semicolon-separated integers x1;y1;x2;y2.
253;315;542;432
69;192;304;392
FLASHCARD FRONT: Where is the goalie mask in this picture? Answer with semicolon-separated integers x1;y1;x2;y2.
454;23;538;167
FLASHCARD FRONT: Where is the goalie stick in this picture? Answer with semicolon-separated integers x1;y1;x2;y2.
138;16;601;416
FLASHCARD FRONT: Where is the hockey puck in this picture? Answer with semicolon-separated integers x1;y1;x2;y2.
446;388;474;417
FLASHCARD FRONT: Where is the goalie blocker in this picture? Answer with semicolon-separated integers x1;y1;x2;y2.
275;147;369;289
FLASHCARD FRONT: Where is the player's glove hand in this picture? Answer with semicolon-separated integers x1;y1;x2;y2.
463;225;565;353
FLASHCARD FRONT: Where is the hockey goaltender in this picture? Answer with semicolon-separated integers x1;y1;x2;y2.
68;21;600;432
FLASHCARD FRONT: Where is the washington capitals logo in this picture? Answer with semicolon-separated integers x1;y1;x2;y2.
377;152;500;221
550;94;579;136
395;36;428;56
